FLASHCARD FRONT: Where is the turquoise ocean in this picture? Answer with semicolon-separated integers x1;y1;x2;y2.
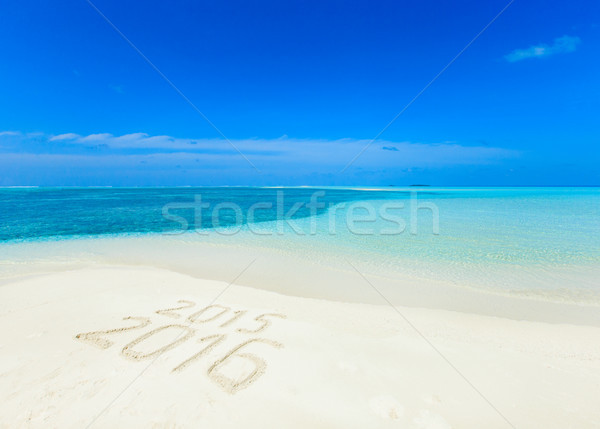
1;187;598;304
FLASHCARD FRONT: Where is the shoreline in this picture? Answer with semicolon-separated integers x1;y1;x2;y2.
1;236;600;327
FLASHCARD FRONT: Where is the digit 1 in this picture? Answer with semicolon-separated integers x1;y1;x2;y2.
219;310;247;328
172;334;227;373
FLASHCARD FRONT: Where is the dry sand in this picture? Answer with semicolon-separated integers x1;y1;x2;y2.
1;265;600;428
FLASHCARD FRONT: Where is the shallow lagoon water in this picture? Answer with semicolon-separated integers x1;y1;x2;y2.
1;187;598;304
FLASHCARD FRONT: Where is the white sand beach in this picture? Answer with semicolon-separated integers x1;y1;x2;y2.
3;0;598;424
1;263;599;429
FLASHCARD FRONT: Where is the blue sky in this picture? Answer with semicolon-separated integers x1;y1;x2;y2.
0;0;598;186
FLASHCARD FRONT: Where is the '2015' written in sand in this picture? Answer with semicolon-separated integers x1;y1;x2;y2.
74;300;286;394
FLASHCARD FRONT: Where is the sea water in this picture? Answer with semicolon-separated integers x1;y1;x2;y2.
1;187;598;303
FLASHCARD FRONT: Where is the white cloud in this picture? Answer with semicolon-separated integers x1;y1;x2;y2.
505;35;581;62
0;130;519;171
50;133;81;141
79;133;113;142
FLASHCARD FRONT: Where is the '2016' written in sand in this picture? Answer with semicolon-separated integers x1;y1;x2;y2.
74;300;286;394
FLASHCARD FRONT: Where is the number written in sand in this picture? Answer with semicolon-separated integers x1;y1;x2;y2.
207;338;283;394
172;334;227;372
75;316;151;349
155;300;196;319
187;304;230;324
238;313;286;334
219;310;247;328
122;324;195;361
73;300;288;394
